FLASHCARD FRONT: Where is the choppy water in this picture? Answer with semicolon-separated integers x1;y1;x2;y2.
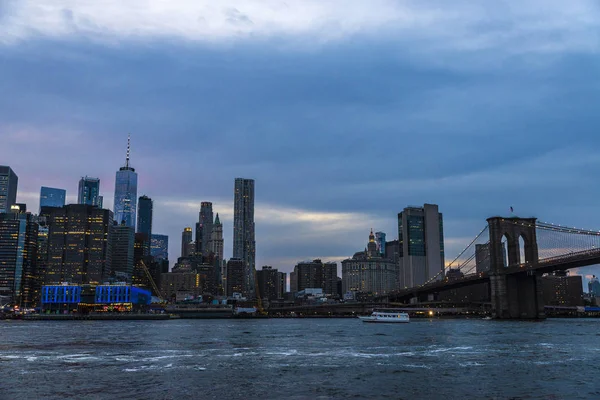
1;318;600;399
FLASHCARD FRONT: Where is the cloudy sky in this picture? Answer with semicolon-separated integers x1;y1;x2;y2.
1;1;600;287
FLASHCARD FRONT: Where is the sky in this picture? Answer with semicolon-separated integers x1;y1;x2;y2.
1;0;600;288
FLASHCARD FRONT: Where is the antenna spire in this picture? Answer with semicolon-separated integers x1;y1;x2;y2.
126;134;131;168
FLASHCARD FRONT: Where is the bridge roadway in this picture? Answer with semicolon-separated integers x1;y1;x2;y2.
267;302;482;315
387;248;600;302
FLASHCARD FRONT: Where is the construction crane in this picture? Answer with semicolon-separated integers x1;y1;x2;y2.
139;259;164;302
253;267;267;315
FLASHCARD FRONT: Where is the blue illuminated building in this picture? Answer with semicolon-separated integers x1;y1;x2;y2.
95;285;151;305
39;187;66;211
114;136;138;228
78;177;102;207
41;285;82;304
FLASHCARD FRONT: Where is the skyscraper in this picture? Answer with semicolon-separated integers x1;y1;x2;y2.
113;136;138;228
151;234;169;261
40;187;66;211
45;205;113;284
233;178;255;297
195;202;214;257
137;195;153;256
109;222;135;281
0;166;18;214
77;177;101;207
0;210;38;306
375;232;386;256
397;204;444;288
181;227;193;259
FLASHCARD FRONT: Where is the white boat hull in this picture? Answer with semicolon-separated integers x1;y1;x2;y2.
358;316;410;323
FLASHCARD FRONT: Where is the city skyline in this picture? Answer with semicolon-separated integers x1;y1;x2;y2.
2;1;600;285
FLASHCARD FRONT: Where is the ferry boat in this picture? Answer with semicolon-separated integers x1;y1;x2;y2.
358;310;410;323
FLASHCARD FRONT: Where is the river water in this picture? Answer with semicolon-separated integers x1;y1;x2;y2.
1;318;599;399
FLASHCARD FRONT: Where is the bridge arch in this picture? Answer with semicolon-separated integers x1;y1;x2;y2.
487;217;538;272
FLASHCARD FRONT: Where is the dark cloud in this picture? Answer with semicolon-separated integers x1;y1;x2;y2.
1;29;600;285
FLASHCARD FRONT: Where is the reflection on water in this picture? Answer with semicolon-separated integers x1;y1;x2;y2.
2;319;600;399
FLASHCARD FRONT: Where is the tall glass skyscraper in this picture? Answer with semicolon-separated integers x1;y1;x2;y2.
78;177;102;207
233;178;255;298
0;166;18;214
195;202;213;257
151;234;169;261
137;195;153;256
40;187;66;211
113;136;138;228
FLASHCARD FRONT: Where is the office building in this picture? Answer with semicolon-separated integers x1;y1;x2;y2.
211;213;225;288
137;195;153;255
589;276;600;297
0;210;38;306
291;259;338;296
45;205;113;285
77;177;102;207
397;204;444;288
257;266;285;301
109;222;135;281
0;166;18;214
151;234;169;261
113;136;138;228
542;272;583;307
375;232;386;256
181;227;193;259
233;178;255;297
342;230;398;295
39;187;66;211
226;258;245;297
195;202;214;257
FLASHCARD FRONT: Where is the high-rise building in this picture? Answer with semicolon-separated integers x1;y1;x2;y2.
0;166;18;214
181;227;193;259
292;259;338;296
45;205;113;285
137;195;153;256
77;177;102;207
397;204;445;288
256;266;284;301
589;276;600;297
109;222;135;281
0;210;38;306
113;136;138;228
233;178;255;297
542;272;583;307
226;258;245;297
195;202;214;257
375;232;386;256
39;187;66;211
151;234;169;261
211;213;225;289
342;231;397;295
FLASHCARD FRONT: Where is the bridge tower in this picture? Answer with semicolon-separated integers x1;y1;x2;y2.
487;217;545;319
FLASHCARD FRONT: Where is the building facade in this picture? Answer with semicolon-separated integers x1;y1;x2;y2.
196;202;214;257
137;195;153;255
342;230;398;295
181;227;193;259
233;178;255;297
226;258;245;297
151;234;169;261
0;211;38;306
113;137;138;228
109;222;135;281
0;166;18;214
589;276;600;297
397;204;445;289
291;259;338;296
256;266;286;301
375;232;386;257
542;272;583;307
45;205;113;285
77;177;102;208
40;187;66;211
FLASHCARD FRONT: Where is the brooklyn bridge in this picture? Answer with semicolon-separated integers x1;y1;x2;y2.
375;216;600;319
